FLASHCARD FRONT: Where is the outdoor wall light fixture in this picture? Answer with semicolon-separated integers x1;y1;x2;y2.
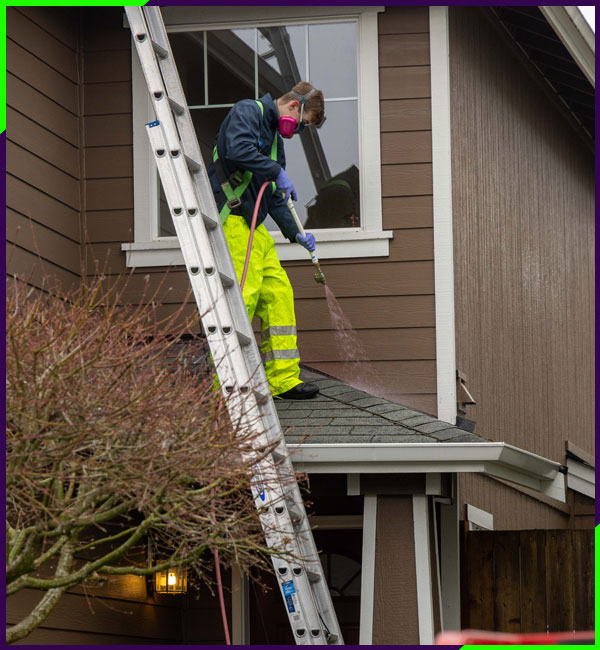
153;566;188;594
147;537;188;594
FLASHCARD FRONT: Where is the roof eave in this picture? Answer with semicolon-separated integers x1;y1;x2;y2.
289;442;567;502
539;5;595;87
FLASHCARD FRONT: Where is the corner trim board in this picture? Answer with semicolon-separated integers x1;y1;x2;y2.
429;6;457;425
413;495;435;644
359;495;377;645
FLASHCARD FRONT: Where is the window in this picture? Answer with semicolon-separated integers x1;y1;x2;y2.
124;6;390;268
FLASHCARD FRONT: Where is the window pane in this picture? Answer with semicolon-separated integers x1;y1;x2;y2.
309;22;357;97
207;28;256;105
257;25;307;97
167;20;360;234
264;99;360;230
169;32;205;106
190;107;230;166
159;182;175;236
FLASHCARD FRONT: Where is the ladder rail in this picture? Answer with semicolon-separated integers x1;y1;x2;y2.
126;6;343;644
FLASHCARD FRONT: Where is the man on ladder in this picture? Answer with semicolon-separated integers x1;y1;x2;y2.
209;81;326;400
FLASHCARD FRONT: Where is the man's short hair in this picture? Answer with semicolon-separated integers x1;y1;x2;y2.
280;81;325;126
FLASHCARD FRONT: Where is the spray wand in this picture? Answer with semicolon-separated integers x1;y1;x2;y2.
286;197;326;285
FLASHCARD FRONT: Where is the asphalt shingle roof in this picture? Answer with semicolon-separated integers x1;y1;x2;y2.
277;367;489;445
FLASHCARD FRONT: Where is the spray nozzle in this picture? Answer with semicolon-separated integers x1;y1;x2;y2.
313;262;326;285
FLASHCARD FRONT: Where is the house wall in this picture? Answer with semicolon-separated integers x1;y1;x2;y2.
303;6;437;414
6;6;83;291
372;496;419;644
80;5;439;414
448;8;595;527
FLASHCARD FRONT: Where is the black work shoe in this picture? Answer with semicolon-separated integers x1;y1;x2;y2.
275;382;319;400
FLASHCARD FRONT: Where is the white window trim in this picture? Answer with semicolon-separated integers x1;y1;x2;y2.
123;5;391;268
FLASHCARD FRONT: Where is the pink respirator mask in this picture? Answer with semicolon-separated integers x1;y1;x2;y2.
278;88;326;139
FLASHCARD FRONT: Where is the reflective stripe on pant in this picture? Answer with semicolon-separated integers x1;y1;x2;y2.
223;215;302;396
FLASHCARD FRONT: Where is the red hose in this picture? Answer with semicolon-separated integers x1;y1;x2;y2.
213;547;231;645
240;181;271;291
214;180;271;645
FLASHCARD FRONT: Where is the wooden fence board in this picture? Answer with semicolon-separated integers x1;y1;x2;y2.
493;531;521;632
572;530;595;631
466;530;495;630
519;530;547;632
546;530;575;632
465;529;593;633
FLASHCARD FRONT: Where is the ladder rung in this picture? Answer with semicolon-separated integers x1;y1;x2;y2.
287;506;303;523
168;97;185;115
306;569;321;584
254;388;270;405
151;38;168;59
237;331;251;346
271;443;286;463
202;212;218;229
219;271;235;288
185;154;202;172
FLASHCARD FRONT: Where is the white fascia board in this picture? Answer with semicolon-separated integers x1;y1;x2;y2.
566;458;595;499
288;442;566;502
539;6;595;87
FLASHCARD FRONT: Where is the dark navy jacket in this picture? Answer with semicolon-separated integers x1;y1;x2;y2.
208;93;300;243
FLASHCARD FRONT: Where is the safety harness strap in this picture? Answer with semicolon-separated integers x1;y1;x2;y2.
213;100;278;224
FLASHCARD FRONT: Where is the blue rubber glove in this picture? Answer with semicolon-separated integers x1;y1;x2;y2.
275;168;297;203
295;232;316;253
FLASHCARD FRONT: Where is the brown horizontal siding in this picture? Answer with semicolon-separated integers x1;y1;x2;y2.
7;210;81;274
86;178;133;211
7;73;79;146
11;628;170;646
86;146;133;178
382;195;433;229
381;130;432;164
84;114;133;147
6;6;82;284
80;5;135;274
7;107;79;178
8;7;78;81
83;49;132;84
17;6;79;50
380;98;431;132
380;67;431;99
7;142;80;210
296;295;435;330
7;243;80;294
299;328;436;363
82;6;131;52
382;163;433;197
7;175;80;241
84;210;134;243
7;589;182;643
379;32;430;67
450;7;594;469
83;81;131;116
7;38;78;115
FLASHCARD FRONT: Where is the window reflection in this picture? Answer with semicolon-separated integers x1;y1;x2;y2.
163;21;359;235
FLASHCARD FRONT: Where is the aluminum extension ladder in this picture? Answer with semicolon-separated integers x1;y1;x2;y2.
125;6;343;645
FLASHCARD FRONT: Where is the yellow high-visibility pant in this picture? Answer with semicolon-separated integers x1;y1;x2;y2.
223;214;303;396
